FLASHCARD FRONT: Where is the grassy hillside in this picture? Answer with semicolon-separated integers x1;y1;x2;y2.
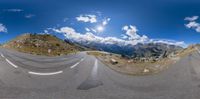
3;33;86;56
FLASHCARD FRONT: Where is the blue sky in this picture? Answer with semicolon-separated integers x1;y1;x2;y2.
0;0;200;46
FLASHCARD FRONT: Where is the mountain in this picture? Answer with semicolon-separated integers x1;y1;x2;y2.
3;33;86;56
67;39;183;59
176;44;200;57
130;43;182;58
2;33;183;58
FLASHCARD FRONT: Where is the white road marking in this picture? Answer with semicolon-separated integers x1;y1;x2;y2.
0;53;5;58
28;71;63;76
91;59;98;78
70;58;85;69
5;58;18;68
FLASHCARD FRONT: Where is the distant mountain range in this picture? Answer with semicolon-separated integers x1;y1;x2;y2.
65;38;183;59
1;33;183;58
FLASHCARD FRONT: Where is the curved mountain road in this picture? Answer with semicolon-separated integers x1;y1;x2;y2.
0;48;200;99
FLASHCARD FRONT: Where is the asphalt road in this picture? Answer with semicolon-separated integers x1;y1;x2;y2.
0;48;200;99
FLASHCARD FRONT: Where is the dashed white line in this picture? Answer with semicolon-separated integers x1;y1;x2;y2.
29;57;85;75
70;62;80;69
28;71;63;76
5;58;18;68
70;58;85;69
0;53;5;58
1;53;18;68
91;59;98;78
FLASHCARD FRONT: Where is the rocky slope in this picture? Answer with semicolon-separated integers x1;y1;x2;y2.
3;33;86;56
130;43;182;59
176;44;200;57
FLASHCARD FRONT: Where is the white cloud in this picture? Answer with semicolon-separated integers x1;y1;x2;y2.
185;21;200;32
185;21;199;28
52;25;185;47
196;27;200;32
76;14;110;33
44;30;48;33
53;27;130;45
3;9;23;12
91;28;97;33
76;14;97;23
102;18;111;26
0;23;7;33
122;25;143;40
184;16;199;21
25;14;35;18
185;16;200;32
152;39;186;47
85;28;90;32
121;34;128;39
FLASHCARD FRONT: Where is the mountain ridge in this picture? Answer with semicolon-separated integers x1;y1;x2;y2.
65;38;183;59
3;33;87;56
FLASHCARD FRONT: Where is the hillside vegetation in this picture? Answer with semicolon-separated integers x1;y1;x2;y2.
3;33;86;56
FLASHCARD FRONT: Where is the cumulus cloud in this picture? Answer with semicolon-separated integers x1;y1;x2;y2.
122;25;147;40
53;26;133;45
76;14;97;23
185;16;200;32
76;14;111;33
0;23;7;33
184;16;199;21
52;25;185;47
3;9;23;12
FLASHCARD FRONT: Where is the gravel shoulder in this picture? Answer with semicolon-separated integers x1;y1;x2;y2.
88;51;181;75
